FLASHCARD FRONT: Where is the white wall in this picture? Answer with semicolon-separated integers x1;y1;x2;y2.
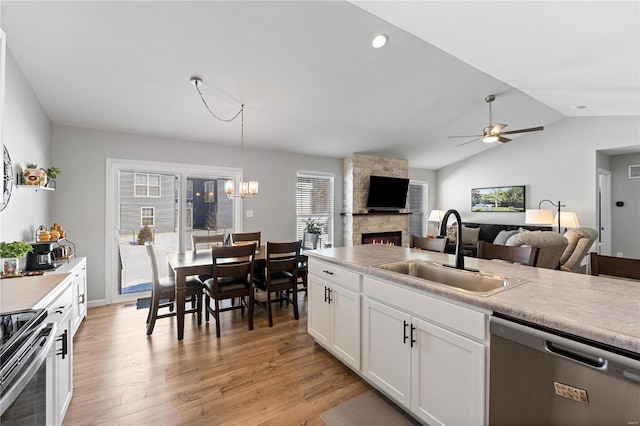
436;115;640;239
51;125;344;304
0;49;52;245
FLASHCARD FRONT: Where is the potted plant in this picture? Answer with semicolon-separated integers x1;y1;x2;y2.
0;241;33;276
45;166;61;187
303;218;323;249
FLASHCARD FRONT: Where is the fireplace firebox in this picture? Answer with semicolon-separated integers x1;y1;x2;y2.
361;231;402;246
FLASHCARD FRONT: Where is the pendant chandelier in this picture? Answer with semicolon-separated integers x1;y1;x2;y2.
190;76;258;199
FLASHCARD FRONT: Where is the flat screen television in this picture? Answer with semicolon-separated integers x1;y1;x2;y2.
366;175;410;212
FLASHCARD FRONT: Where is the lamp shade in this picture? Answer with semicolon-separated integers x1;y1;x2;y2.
525;209;554;225
555;211;580;228
427;210;445;222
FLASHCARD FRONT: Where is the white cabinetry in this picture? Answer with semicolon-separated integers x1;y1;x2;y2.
46;284;74;425
54;257;87;336
362;276;487;426
308;259;361;370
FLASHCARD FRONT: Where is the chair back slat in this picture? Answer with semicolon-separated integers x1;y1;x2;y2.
478;241;539;266
145;243;160;289
589;252;640;280
192;233;225;254
266;241;301;275
211;243;256;282
231;232;261;248
410;235;448;253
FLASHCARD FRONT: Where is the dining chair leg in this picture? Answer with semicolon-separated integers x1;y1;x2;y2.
214;298;221;338
204;294;211;322
267;290;273;327
248;294;254;331
147;298;159;336
292;286;299;320
196;293;202;326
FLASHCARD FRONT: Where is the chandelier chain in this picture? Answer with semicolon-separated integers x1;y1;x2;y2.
195;84;243;123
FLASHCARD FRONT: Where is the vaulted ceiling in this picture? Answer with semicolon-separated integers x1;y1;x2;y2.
1;1;638;169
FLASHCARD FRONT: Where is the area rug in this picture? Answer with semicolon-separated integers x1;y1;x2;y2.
320;390;420;425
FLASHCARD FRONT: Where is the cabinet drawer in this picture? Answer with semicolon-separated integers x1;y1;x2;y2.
363;276;487;341
309;259;361;292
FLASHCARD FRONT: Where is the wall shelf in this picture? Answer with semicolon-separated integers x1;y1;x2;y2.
15;184;54;191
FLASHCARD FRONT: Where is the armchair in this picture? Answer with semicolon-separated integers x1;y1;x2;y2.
505;231;568;269
559;227;598;272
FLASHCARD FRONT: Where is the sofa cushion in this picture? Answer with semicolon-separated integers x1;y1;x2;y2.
461;226;480;245
493;229;520;245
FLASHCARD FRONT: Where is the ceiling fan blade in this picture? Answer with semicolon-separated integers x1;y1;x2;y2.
448;134;483;139
490;124;507;134
500;126;544;135
456;138;480;147
498;136;512;143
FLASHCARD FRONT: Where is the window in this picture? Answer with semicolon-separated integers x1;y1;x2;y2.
296;172;334;247
134;173;161;197
186;180;193;202
140;207;155;227
408;182;428;237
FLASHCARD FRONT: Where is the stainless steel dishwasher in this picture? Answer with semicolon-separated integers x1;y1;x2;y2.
489;315;640;425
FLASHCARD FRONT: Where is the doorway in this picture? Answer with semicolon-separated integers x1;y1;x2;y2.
597;168;611;255
106;159;242;304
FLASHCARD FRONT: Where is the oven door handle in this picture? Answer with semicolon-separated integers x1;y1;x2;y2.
0;323;57;416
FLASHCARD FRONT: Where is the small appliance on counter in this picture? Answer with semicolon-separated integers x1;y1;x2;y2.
25;242;59;271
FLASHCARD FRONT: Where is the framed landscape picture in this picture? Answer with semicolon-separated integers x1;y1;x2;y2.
471;186;525;212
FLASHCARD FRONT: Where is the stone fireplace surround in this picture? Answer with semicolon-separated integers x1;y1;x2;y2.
342;154;409;247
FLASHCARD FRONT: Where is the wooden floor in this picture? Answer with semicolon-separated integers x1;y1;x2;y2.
64;293;371;425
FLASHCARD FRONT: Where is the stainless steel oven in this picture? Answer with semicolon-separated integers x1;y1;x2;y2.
490;315;640;425
1;309;57;425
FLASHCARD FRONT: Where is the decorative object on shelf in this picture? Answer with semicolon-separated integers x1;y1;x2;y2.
471;186;525;212
22;164;48;187
45;166;61;188
190;76;258;199
2;145;13;211
304;218;323;234
526;199;566;234
0;240;33;276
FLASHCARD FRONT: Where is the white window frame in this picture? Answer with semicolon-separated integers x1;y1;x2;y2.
296;171;334;247
140;207;155;227
134;173;161;197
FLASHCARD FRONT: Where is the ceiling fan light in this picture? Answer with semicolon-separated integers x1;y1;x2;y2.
483;135;499;143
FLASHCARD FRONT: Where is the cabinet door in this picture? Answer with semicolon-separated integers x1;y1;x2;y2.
308;277;331;346
330;284;360;370
362;297;412;408
411;316;485;426
72;262;87;335
52;306;73;425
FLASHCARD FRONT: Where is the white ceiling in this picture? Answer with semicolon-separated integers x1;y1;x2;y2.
1;1;638;170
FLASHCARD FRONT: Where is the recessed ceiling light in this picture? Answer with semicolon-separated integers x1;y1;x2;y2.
372;34;388;49
572;105;587;110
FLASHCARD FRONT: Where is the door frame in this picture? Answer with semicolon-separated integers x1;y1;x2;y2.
597;168;612;255
105;158;242;304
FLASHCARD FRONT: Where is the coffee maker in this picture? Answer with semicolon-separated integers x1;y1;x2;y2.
26;242;58;271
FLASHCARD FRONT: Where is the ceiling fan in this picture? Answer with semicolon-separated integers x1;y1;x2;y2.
449;94;544;146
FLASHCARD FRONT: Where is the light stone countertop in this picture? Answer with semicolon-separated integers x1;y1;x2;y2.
306;244;640;354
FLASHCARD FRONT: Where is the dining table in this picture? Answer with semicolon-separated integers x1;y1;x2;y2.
166;246;308;340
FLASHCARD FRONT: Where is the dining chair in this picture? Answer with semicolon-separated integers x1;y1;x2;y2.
191;232;226;283
410;235;448;253
477;241;539;266
253;240;302;327
203;243;257;338
231;231;261;248
589;252;640;280
145;243;203;336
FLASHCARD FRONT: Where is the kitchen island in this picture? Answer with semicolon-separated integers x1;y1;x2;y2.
305;244;639;425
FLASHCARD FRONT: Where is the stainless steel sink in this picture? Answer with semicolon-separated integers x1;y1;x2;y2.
375;260;529;296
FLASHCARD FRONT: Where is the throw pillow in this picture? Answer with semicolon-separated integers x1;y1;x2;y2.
447;224;457;243
493;229;519;245
461;226;480;245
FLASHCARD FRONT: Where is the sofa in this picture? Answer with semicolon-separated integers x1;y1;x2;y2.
444;222;552;257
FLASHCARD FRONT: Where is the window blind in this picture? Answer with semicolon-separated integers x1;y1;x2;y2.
296;173;334;247
408;182;427;237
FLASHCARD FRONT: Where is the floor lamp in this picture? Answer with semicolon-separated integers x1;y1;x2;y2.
525;200;565;233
